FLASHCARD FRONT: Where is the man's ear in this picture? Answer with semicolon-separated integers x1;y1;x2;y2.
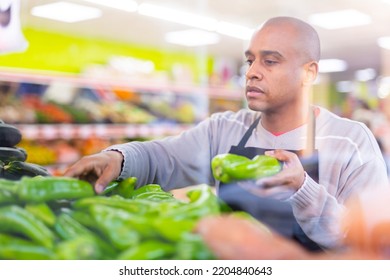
303;61;318;85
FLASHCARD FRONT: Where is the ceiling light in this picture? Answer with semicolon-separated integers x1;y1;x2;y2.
138;3;218;31
308;9;371;29
31;1;102;23
318;59;348;73
355;68;376;81
165;29;220;47
80;0;138;12
378;76;390;98
216;21;254;40
378;36;390;50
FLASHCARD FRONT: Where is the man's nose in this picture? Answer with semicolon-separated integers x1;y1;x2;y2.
245;62;263;80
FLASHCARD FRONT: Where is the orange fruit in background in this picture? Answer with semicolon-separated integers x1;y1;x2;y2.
341;186;390;258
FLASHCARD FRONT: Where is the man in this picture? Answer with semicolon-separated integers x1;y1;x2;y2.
64;17;388;250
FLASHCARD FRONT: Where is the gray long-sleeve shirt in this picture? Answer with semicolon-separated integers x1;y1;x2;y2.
105;106;389;248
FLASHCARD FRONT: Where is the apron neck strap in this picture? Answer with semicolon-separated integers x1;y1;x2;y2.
236;108;317;153
236;116;261;148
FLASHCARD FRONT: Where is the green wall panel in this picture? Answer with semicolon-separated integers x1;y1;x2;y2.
0;27;214;82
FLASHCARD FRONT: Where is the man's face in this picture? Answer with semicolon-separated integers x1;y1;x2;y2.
244;25;307;113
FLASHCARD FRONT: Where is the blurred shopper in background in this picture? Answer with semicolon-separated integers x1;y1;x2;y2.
64;17;389;252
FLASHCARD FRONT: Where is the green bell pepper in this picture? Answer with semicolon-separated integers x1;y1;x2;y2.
164;185;220;220
0;205;55;248
89;204;143;251
0;233;55;260
117;240;176;260
174;232;216;260
100;177;137;198
55;236;104;260
25;202;56;227
211;153;282;183
72;195;151;214
18;176;95;203
130;184;163;197
0;179;19;205
54;212;117;259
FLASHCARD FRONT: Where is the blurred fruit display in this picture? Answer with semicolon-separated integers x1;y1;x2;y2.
0;70;243;169
15;140;56;166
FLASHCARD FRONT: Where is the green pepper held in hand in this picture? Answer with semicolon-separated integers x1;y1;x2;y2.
100;177;137;198
18;176;95;203
117;177;137;198
100;180;120;196
211;153;282;183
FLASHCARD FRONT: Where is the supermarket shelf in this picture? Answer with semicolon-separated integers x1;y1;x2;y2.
15;123;194;140
0;67;244;100
2;68;242;141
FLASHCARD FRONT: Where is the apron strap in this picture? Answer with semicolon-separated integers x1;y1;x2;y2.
239;108;316;155
236;116;261;148
222;110;322;252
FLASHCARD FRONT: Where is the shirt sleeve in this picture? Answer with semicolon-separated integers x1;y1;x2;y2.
289;149;389;249
103;118;217;191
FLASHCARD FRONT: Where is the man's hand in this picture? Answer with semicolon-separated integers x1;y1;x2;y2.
253;150;305;194
63;150;124;193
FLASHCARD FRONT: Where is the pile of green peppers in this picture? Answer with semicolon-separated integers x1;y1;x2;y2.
0;176;222;260
211;153;282;183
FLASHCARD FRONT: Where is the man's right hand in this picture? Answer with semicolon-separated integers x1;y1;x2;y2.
63;150;124;193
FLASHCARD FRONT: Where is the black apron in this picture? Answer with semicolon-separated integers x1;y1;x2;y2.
218;115;322;252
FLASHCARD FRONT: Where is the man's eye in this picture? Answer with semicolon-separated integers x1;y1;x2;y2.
264;60;277;66
245;59;253;66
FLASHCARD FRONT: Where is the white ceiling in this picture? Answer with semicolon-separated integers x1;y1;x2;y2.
19;0;390;82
